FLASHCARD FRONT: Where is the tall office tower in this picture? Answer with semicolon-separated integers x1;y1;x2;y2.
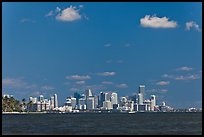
100;92;105;107
39;95;44;102
111;92;118;105
104;92;109;101
85;89;93;98
94;95;99;108
54;94;58;108
120;96;127;107
50;96;55;110
139;85;145;101
74;92;81;105
150;95;156;111
87;97;95;110
138;93;143;105
65;97;72;106
103;100;112;110
71;97;77;109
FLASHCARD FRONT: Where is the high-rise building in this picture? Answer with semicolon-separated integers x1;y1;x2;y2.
50;96;55;110
39;95;44;102
86;97;95;110
111;92;118;105
138;93;143;105
54;94;58;108
74;92;81;105
99;92;105;107
150;95;156;111
139;85;145;101
85;89;93;98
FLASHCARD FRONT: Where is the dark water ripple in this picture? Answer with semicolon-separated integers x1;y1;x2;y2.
2;112;202;135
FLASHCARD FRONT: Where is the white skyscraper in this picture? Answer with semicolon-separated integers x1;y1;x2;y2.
50;96;55;110
150;95;156;111
111;92;118;105
138;93;143;105
139;85;145;101
85;89;93;98
86;97;95;110
54;94;58;108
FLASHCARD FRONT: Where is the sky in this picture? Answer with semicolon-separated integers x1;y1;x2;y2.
2;2;202;108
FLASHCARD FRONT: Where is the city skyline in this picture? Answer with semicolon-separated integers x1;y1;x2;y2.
2;2;202;109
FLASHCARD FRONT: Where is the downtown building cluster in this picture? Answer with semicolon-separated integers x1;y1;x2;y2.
27;94;58;112
54;85;173;113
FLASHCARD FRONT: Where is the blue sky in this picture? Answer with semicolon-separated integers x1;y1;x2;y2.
2;2;202;108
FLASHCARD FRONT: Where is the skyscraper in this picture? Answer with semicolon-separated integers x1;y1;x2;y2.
111;92;118;105
85;89;93;98
139;85;145;97
54;94;58;108
138;93;143;105
150;95;156;111
50;96;54;110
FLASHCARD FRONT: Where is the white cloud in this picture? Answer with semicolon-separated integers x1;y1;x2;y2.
69;88;79;92
66;75;91;80
175;74;200;80
162;74;174;78
186;21;201;31
146;88;168;93
156;81;170;86
20;18;35;23
2;78;36;89
176;66;193;71
104;43;111;47
76;81;85;85
45;10;54;17
140;15;177;28
56;5;82;22
40;85;54;90
102;81;113;85
116;83;128;88
97;72;116;76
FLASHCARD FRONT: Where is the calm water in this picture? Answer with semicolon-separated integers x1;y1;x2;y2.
2;112;202;135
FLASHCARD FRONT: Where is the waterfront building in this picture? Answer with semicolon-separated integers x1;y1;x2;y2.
94;95;99;108
50;96;55;110
74;92;81;106
54;94;58;108
120;96;127;107
39;95;44;102
103;100;112;110
99;92;105;108
139;85;145;102
150;95;156;111
138;93;143;105
85;89;93;98
111;92;118;105
86;97;95;110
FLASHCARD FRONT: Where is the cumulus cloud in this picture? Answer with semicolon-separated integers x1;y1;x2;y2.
186;21;201;31
116;83;128;88
76;81;85;84
102;81;114;85
66;75;91;80
97;72;116;76
2;78;37;89
56;5;82;22
162;73;201;81
175;75;201;80
156;81;170;86
40;85;54;90
176;66;193;71
140;15;177;28
146;89;168;93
